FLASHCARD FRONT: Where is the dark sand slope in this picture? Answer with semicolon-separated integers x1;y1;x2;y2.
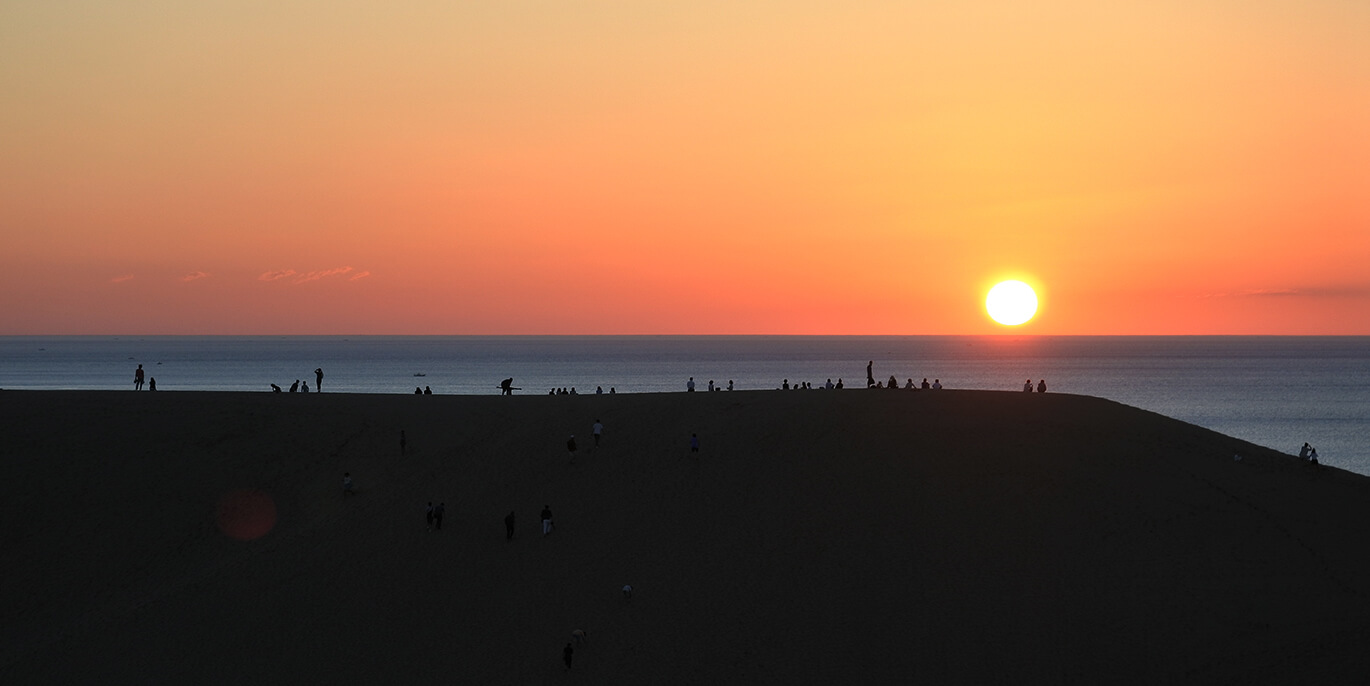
3;390;1369;684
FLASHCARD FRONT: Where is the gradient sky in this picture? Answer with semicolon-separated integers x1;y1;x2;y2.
2;1;1367;334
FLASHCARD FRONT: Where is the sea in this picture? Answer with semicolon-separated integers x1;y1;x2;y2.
1;336;1366;475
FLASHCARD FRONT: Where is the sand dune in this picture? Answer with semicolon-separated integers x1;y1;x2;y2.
3;389;1369;684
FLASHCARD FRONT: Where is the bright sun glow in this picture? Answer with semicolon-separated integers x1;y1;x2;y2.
986;280;1038;326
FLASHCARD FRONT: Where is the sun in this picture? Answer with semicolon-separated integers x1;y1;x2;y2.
986;280;1038;326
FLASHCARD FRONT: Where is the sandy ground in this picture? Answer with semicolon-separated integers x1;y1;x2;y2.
3;388;1369;684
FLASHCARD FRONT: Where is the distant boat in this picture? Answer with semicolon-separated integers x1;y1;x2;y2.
413;373;426;377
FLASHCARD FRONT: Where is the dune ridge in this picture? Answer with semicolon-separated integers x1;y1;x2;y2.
4;389;1369;684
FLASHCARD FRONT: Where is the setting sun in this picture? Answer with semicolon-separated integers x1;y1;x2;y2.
986;281;1039;326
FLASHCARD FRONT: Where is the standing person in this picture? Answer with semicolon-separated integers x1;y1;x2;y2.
134;364;144;390
866;361;874;388
592;420;603;447
728;379;734;391
690;433;700;454
343;472;353;496
433;502;445;530
426;502;435;532
541;505;554;536
505;510;516;540
290;380;299;392
563;642;574;670
315;368;323;392
566;435;578;457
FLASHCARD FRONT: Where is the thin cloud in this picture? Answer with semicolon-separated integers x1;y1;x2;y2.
259;270;297;282
294;266;353;284
1203;285;1370;299
348;271;371;281
181;271;210;282
110;274;135;284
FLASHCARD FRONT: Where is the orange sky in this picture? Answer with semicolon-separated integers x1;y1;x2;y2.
2;1;1367;334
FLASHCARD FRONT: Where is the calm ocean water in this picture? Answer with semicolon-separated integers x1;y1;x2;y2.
2;336;1366;474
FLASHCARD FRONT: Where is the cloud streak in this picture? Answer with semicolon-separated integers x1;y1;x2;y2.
259;270;297;282
1203;285;1370;299
182;271;210;282
294;266;353;284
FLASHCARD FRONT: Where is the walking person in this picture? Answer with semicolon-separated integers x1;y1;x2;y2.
566;435;577;458
690;433;700;454
592;419;603;447
541;505;554;536
433;502;445;530
426;502;434;532
563;642;574;670
505;510;516;540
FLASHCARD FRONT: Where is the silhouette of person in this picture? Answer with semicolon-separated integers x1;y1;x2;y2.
134;364;144;390
542;505;554;536
596;386;603;394
866;361;874;388
836;378;844;389
414;387;422;395
687;377;695;392
433;502;445;530
301;380;308;393
148;378;156;391
708;379;715;391
782;379;789;390
1037;379;1047;393
1024;379;1033;392
501;378;513;396
690;433;700;453
567;435;577;456
932;379;942;389
315;368;323;392
922;378;930;389
426;502;434;531
728;380;734;391
290;380;299;393
1299;442;1311;460
505;510;516;540
593;420;603;447
271;383;282;393
888;375;898;389
610;387;616;394
563;643;573;670
423;386;432;395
